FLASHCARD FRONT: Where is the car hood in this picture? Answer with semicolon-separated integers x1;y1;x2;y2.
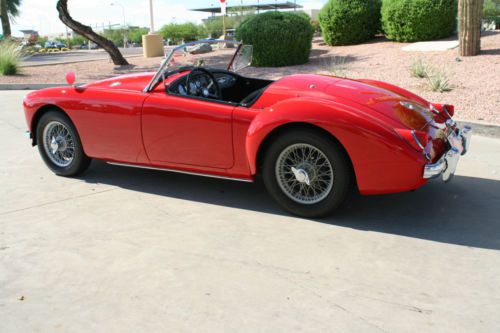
83;72;155;92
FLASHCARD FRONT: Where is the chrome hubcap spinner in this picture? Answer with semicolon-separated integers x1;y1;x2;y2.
276;143;334;205
43;121;75;167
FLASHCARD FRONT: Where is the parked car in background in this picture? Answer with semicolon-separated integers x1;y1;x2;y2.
44;41;67;49
74;42;99;50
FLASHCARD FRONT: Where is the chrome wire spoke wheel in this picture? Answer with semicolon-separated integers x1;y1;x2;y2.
42;121;75;167
275;143;334;205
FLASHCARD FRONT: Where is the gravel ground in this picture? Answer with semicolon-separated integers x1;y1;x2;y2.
1;31;499;123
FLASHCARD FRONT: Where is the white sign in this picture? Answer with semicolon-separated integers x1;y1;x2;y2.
221;0;227;15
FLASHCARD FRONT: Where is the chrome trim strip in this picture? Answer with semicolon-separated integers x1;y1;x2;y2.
410;130;425;151
107;162;254;183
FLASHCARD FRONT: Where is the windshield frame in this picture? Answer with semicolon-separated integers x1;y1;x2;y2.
143;39;243;93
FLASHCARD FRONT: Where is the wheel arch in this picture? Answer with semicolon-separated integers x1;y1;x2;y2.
30;104;73;146
253;122;357;189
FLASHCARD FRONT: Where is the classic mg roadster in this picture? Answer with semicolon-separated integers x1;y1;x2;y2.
23;40;471;217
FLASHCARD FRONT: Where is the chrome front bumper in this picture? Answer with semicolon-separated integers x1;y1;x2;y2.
423;125;472;182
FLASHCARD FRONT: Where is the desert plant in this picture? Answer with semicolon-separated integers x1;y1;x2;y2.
427;69;453;92
236;12;314;67
0;41;23;75
410;58;428;78
318;0;381;46
382;0;457;42
323;56;350;77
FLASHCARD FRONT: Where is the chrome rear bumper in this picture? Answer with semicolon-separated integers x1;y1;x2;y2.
423;125;472;182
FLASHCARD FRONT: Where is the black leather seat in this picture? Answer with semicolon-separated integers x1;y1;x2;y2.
240;87;267;107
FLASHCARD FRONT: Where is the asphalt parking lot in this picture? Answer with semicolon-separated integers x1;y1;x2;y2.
1;90;499;332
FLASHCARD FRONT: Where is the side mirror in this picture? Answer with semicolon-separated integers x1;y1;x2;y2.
65;71;76;85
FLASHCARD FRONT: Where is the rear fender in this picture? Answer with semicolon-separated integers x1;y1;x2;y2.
357;79;429;106
246;97;427;194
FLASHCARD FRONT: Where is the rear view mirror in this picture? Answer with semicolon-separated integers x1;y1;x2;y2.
231;45;253;72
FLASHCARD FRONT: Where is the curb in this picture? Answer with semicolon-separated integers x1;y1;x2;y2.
0;83;64;90
20;54;143;68
456;120;500;139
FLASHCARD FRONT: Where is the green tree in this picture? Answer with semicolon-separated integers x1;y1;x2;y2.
0;0;22;38
128;27;148;43
159;23;202;44
56;0;128;65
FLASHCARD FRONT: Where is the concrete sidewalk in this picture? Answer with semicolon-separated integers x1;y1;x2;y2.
1;91;500;332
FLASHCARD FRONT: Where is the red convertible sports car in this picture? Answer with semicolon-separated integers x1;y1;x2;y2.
23;40;472;217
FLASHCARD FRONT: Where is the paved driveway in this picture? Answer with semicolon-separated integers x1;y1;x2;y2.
1;91;499;332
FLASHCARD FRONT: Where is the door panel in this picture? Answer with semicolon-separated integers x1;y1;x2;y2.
142;93;234;169
62;89;147;163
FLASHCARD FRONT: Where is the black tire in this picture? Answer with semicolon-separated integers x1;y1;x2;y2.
36;110;91;176
262;129;352;218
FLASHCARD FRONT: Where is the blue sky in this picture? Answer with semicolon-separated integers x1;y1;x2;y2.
6;0;325;37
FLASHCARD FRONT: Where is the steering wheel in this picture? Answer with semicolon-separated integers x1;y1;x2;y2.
185;67;221;100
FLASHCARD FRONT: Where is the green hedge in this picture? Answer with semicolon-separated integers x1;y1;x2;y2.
236;12;314;67
318;0;381;46
381;0;457;42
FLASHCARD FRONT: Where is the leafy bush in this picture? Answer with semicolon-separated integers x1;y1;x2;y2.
0;41;23;76
483;0;500;24
236;12;314;67
318;0;381;46
381;0;457;42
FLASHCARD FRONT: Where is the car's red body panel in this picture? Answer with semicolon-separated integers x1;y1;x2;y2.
23;72;451;194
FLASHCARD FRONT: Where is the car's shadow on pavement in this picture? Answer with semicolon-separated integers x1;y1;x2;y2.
81;161;500;251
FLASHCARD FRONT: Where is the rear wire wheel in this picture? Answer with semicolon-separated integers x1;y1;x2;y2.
263;129;352;217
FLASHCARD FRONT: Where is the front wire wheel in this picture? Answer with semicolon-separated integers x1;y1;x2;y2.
263;129;352;218
42;121;76;167
36;110;91;176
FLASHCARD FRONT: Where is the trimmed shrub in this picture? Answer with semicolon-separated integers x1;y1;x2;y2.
0;42;23;76
381;0;458;42
318;0;382;46
236;12;314;67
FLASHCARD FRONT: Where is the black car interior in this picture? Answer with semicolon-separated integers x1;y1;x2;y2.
167;67;273;107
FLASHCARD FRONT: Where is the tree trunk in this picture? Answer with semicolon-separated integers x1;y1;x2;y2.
0;0;12;38
56;0;129;65
458;0;484;56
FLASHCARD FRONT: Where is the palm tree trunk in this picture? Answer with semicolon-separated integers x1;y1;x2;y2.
56;0;129;65
0;0;12;38
458;0;484;56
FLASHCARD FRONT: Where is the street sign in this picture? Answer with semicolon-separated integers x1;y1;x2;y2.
220;0;227;15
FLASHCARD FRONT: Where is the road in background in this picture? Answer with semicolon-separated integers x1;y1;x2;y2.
21;47;174;67
1;91;499;332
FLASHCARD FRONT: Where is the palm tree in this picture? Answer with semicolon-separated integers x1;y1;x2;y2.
0;0;21;38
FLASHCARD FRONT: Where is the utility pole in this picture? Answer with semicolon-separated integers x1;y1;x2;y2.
149;0;155;33
111;2;127;47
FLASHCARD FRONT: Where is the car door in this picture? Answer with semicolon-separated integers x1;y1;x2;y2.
141;92;235;169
